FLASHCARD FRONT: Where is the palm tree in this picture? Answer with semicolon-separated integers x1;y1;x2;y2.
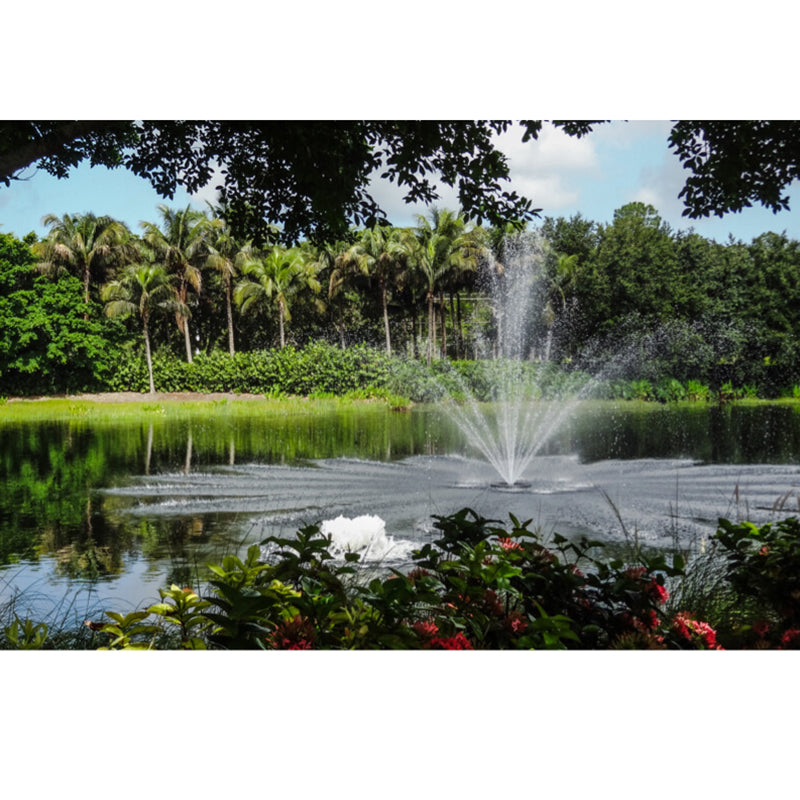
141;205;211;363
408;208;484;364
34;212;133;307
297;239;348;346
337;225;408;356
234;246;319;348
102;262;186;394
204;209;262;356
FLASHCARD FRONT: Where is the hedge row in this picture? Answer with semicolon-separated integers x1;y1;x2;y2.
101;343;794;404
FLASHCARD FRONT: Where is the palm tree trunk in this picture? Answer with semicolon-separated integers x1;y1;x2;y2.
183;314;193;363
381;282;392;356
143;316;156;395
449;292;457;358
226;274;235;356
278;302;286;348
456;292;464;359
426;291;435;366
178;279;193;363
417;308;423;360
83;264;91;308
440;291;447;359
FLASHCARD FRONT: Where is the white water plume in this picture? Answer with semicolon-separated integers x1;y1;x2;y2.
440;230;595;486
320;514;416;562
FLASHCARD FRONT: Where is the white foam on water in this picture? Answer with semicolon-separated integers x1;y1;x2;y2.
320;514;416;562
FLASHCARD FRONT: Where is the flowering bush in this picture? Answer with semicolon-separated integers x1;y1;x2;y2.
712;517;800;647
670;612;722;650
77;509;800;651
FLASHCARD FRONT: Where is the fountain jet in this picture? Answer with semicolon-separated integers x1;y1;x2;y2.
439;231;594;487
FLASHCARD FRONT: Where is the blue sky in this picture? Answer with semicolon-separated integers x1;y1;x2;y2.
2;121;798;245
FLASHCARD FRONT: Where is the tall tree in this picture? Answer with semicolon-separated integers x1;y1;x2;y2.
0;232;114;394
591;202;680;331
141;205;210;363
408;209;484;364
235;247;320;349
102;262;185;394
33;212;132;306
337;225;408;355
204;208;263;356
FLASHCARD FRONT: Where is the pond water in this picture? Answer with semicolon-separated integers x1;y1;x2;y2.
2;401;800;622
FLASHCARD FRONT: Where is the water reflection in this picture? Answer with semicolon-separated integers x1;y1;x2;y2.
2;402;800;617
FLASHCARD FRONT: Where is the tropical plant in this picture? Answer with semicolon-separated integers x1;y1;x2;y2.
204;208;261;356
337;224;408;355
234;246;320;349
141;204;211;363
408;208;485;364
33;212;133;306
102;261;186;393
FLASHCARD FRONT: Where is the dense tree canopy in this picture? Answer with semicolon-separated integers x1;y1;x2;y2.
4;192;800;397
669;121;800;218
8;120;798;247
0;121;548;243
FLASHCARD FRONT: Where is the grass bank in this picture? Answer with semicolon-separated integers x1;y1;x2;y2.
0;392;411;425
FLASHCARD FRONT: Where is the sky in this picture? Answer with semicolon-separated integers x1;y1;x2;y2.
2;120;798;245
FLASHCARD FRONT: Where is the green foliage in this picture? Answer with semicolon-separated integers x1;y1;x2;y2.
0;233;120;394
148;585;212;649
202;544;303;649
685;379;711;402
655;378;686;403
21;508;800;650
86;508;697;650
96;610;162;650
715;518;800;632
3;616;49;649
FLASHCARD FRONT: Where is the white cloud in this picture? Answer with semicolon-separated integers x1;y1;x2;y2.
365;121;602;225
492;122;600;211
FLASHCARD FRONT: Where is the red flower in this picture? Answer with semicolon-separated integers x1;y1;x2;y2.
282;639;312;650
505;611;528;635
780;628;800;649
267;615;315;650
648;579;669;605
407;568;430;584
430;632;473;650
672;612;722;649
630;609;659;633
412;620;439;639
497;537;522;551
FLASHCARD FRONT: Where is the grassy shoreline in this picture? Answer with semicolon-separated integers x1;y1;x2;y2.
1;391;798;427
0;392;410;424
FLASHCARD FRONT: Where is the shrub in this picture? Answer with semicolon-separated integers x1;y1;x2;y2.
714;517;800;645
86;508;702;650
655;378;686;403
685;379;711;402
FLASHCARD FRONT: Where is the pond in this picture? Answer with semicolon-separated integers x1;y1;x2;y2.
2;400;800;623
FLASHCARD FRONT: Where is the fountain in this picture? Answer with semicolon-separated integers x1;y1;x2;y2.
437;230;594;488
